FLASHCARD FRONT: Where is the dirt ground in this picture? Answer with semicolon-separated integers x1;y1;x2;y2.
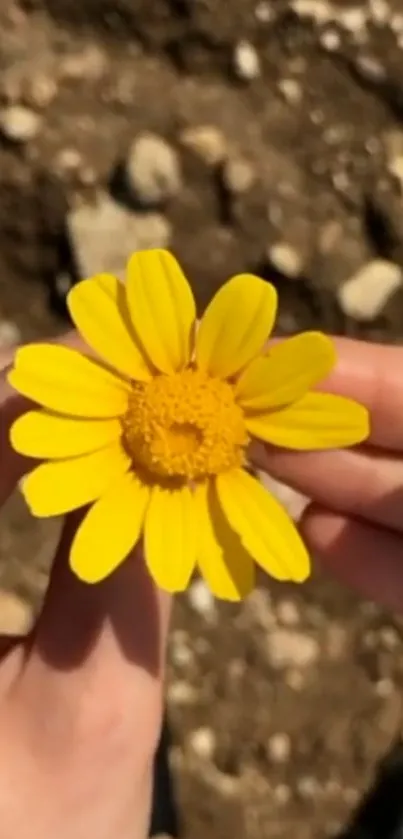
1;0;403;837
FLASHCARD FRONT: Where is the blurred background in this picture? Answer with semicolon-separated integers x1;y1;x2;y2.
1;0;403;836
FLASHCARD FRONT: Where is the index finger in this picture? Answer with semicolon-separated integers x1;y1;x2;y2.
319;337;403;451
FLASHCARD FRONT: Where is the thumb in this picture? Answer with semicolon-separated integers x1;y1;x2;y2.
16;515;171;836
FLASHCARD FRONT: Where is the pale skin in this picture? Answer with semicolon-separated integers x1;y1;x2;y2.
0;334;402;837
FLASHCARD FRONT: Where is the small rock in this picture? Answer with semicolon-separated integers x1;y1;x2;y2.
180;125;227;166
297;775;321;800
375;678;394;698
0;320;21;348
267;733;291;764
0;590;32;635
222;157;256;194
278;78;303;105
61;44;107;82
338;259;402;321
170;631;193;667
0;105;41;143
273;784;292;805
369;0;390;26
320;27;341;52
276;599;300;627
125;132;182;208
23;73;58;110
233;40;261;81
68;193;171;280
188;726;216;760
268;242;303;278
355;54;386;83
291;0;333;25
255;1;275;23
339;6;368;34
53;147;83;176
188;579;216;620
167;680;197;705
379;626;399;650
268;629;319;669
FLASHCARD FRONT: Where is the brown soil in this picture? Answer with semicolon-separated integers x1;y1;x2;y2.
1;0;403;836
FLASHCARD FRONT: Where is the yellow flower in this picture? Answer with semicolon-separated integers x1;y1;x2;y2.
8;249;369;600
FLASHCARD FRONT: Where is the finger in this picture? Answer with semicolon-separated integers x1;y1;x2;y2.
255;445;403;532
19;514;171;835
318;337;403;450
301;504;403;613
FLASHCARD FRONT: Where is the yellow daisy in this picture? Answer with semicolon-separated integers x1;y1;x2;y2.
8;249;369;600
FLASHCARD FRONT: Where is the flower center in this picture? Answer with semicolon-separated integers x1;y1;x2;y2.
123;368;248;481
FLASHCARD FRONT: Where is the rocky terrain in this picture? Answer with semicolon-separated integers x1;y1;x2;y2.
1;0;403;837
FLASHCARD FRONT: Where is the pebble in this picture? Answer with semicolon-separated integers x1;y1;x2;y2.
0;105;41;143
276;599;300;627
369;0;390;26
188;726;216;760
233;40;261;81
379;626;399;650
297;775;321;800
337;259;402;321
267;733;292;764
292;0;333;25
0;320;21;348
355;54;386;83
268;242;303;278
0;590;32;635
255;1;275;23
125;132;182;208
68;193;171;280
278;78;303;105
53;147;83;176
375;677;395;698
273;784;292;804
167;680;197;705
320;27;341;51
23;73;58;110
180;125;227;166
187;579;216;620
222;157;256;194
268;629;319;669
61;44;107;82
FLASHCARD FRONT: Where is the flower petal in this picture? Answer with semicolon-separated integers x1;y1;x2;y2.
246;392;370;450
216;469;310;582
21;442;130;517
126;249;196;373
144;484;197;592
195;274;277;379
8;344;129;418
10;410;121;459
67;274;152;381
194;481;255;601
236;332;336;412
70;472;150;583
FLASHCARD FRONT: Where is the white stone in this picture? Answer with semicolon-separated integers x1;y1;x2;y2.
23;73;58;109
369;0;390;26
268;242;303;278
297;775;321;800
291;0;334;25
188;726;216;759
187;579;216;620
0;105;41;143
222;157;255;193
267;733;291;764
180;125;227;166
68;193;171;280
233;40;261;81
278;78;303;105
338;259;402;321
356;55;385;82
320;28;341;51
125;132;182;208
167;680;197;705
255;1;275;23
273;784;292;805
339;6;367;34
0;320;21;348
268;629;319;669
276;599;300;627
61;44;107;81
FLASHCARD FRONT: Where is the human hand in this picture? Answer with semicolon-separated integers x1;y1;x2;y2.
258;338;403;613
0;344;170;838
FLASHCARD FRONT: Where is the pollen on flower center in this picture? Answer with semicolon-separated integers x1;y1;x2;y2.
123;368;248;481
